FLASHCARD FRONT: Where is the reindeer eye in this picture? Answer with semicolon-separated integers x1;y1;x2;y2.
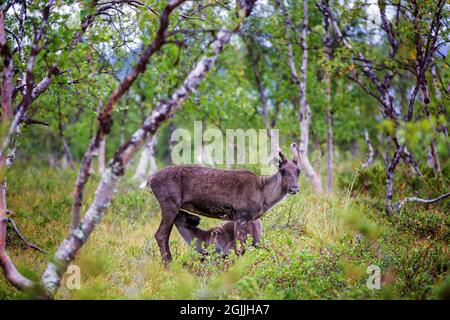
280;169;286;176
297;169;301;175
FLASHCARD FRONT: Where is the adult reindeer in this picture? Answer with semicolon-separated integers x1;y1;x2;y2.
149;143;301;264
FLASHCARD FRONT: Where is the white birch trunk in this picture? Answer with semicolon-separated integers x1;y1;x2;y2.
276;0;323;193
362;129;374;168
134;133;158;182
98;137;106;175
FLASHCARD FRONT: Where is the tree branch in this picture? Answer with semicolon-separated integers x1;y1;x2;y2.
393;192;450;212
6;218;47;253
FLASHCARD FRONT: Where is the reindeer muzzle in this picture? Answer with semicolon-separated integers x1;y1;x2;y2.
288;186;299;194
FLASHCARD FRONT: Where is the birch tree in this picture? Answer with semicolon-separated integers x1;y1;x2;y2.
1;0;147;292
275;0;323;194
318;0;448;214
322;0;334;194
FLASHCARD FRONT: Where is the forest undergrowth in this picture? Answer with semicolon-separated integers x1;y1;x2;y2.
0;162;448;300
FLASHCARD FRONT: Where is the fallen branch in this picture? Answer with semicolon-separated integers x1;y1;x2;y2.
6;218;47;254
393;192;450;212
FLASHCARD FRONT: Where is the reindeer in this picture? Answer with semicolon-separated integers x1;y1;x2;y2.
174;211;262;255
149;143;300;264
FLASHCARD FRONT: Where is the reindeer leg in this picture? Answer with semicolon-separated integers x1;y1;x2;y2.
155;203;178;265
233;217;249;256
250;219;262;247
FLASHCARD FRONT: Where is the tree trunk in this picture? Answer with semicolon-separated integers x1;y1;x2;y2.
385;141;403;215
246;35;269;130
166;122;177;165
96;101;106;175
275;0;323;193
134;133;158;182
430;64;449;149
362;129;374;168
316;141;322;176
351;140;359;160
120;107;128;146
0;180;34;291
298;0;323;193
298;0;310;157
420;82;441;175
62;138;74;169
0;12;13;123
98;137;106;174
325;107;333;193
58;100;74;170
323;11;333;194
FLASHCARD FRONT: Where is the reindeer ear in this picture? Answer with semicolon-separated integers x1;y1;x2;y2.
290;143;299;164
275;158;284;168
278;148;288;164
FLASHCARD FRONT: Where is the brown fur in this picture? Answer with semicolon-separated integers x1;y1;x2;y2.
174;211;262;255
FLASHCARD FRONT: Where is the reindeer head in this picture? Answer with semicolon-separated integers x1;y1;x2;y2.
276;143;301;194
175;211;201;227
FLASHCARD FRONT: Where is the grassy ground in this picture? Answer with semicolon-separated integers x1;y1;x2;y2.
0;164;448;299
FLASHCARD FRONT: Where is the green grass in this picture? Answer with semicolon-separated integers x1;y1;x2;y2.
0;164;448;299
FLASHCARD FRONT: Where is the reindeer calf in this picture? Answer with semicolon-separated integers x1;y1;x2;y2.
174;211;262;255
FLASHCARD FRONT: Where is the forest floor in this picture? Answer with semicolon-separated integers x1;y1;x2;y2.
0;164;449;299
